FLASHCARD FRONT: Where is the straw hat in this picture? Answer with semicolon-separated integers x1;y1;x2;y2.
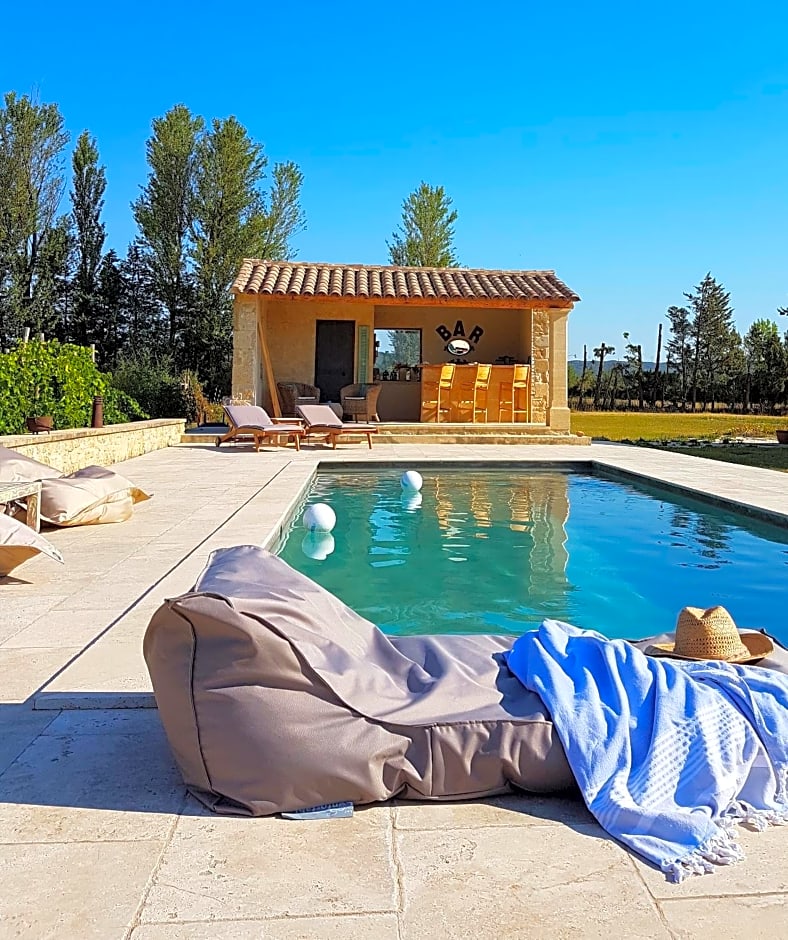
649;606;773;663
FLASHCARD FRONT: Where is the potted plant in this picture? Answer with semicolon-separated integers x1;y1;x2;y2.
25;415;53;434
776;429;788;445
25;380;56;434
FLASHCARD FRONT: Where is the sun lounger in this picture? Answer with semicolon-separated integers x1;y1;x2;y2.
216;405;304;452
296;404;378;449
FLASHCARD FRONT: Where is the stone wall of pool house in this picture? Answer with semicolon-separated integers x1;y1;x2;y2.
231;297;262;404
530;309;549;425
0;418;185;474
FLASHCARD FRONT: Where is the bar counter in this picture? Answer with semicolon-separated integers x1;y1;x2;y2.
419;363;531;423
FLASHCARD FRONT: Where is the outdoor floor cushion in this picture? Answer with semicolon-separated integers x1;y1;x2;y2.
0;445;64;484
39;466;150;526
0;513;64;576
144;545;575;816
0;446;150;526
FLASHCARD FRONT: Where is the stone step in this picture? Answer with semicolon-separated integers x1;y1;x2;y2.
182;425;589;446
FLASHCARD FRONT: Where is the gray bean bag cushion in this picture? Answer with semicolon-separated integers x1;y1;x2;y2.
143;545;575;816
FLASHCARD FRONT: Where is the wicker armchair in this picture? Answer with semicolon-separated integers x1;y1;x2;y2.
277;382;321;417
340;383;382;422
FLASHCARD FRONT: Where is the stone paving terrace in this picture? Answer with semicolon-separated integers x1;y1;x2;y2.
1;441;787;938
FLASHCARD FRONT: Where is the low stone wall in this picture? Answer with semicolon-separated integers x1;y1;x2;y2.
0;419;185;474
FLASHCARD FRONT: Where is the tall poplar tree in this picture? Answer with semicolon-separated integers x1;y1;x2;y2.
133;104;203;346
188;117;305;394
257;161;306;260
388;182;458;267
0;92;70;343
70;131;106;345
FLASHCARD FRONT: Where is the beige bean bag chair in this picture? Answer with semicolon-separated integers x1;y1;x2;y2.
0;514;64;576
144;546;575;816
0;446;150;526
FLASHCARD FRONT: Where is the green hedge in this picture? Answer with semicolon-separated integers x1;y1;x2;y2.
0;339;148;435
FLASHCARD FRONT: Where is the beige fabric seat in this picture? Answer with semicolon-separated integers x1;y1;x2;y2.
144;546;574;817
0;445;150;527
0;513;64;576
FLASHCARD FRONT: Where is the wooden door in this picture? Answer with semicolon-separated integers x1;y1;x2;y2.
315;320;355;402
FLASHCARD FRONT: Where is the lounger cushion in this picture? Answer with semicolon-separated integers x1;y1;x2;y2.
0;513;64;576
296;404;378;432
144;546;574;816
40;466;150;526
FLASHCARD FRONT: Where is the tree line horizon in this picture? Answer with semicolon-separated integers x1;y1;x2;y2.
1;90;786;412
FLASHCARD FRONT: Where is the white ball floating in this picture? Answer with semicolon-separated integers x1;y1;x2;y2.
301;532;335;561
400;470;423;491
302;503;336;533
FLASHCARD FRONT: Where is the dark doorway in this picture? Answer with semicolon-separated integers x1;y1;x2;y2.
315;320;355;402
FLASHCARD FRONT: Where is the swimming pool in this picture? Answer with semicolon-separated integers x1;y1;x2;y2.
277;468;788;644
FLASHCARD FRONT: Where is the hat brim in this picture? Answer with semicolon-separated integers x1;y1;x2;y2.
647;631;774;664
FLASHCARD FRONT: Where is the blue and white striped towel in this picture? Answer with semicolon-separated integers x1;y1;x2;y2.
505;620;788;882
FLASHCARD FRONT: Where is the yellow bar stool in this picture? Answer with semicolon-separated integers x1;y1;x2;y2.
497;364;531;422
420;363;455;422
472;364;492;423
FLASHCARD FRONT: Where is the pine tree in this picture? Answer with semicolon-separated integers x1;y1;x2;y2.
119;240;166;352
388;182;458;267
665;305;692;409
592;343;614;409
744;319;787;411
684;274;736;410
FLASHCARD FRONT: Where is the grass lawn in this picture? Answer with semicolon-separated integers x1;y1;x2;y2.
571;411;788;473
654;444;788;472
570;411;787;442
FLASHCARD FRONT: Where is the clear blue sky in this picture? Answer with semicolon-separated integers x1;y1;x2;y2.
4;0;788;357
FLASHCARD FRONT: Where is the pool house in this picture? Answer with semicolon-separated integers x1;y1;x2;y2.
230;260;580;435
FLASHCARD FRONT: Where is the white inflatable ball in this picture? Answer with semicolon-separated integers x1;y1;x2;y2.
301;532;336;561
400;470;423;491
302;502;336;532
401;491;423;512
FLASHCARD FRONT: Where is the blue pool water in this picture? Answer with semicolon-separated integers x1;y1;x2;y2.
277;469;788;643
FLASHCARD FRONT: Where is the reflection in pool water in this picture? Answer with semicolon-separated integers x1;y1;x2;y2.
278;469;788;643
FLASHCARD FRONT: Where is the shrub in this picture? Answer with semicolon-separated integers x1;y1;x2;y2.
0;339;148;435
110;354;222;426
111;350;184;419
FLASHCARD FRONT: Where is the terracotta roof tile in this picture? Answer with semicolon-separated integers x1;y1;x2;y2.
232;261;579;304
